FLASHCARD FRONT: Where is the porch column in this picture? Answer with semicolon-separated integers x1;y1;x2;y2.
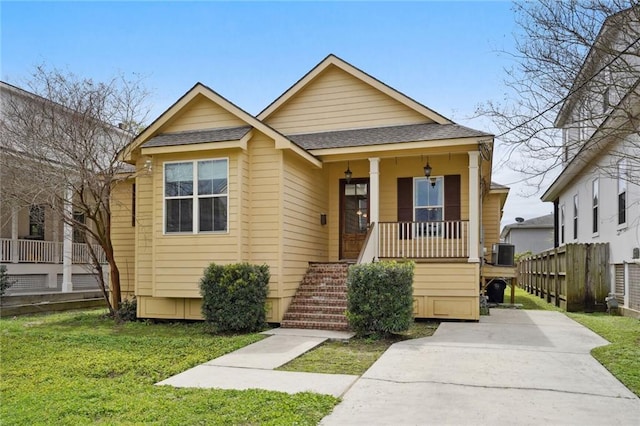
62;187;73;292
468;151;480;263
369;157;380;260
11;206;19;263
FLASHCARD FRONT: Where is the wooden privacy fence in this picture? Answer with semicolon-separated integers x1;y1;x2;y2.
518;243;610;312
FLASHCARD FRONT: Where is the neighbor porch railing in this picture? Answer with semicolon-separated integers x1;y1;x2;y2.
0;238;107;264
378;221;469;259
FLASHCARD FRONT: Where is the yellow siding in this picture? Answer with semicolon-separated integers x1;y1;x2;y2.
413;262;479;320
482;192;503;262
281;151;329;299
248;134;282;301
161;94;245;133
150;150;240;299
111;179;136;298
265;66;430;134
135;161;154;298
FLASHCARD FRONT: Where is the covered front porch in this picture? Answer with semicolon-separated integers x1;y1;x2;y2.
0;202;107;295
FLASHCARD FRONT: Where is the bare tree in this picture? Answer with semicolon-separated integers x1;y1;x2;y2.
0;66;149;314
479;1;640;189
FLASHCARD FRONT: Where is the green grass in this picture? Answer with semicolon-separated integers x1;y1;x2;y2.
278;320;439;375
0;310;339;425
514;287;640;397
508;286;563;311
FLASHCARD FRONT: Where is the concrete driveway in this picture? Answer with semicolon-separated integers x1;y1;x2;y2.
322;310;640;425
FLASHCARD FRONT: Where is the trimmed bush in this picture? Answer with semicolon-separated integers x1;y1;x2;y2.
200;262;270;333
346;261;414;337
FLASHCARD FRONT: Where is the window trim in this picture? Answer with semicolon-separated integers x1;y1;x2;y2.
573;194;578;241
413;176;444;237
162;158;229;235
560;204;565;244
617;159;627;228
592;178;599;236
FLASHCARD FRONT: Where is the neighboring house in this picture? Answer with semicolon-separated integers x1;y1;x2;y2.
542;7;640;317
113;54;509;323
500;214;554;255
0;82;106;295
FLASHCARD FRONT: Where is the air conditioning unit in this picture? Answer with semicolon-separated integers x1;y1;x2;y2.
492;243;515;266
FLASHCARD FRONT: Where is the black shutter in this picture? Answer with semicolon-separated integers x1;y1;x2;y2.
397;177;413;239
444;175;461;238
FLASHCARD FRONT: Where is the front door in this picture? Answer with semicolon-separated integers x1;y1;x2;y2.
340;179;370;259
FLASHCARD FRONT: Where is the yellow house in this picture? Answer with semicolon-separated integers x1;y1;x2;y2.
113;55;509;325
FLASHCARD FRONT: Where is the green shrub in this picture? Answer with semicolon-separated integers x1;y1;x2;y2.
346;261;415;337
200;262;270;333
0;265;13;297
115;297;138;322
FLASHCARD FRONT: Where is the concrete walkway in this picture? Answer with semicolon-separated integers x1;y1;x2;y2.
157;328;358;397
321;310;640;425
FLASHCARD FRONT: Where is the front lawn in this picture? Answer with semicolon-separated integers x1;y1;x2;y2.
278;320;439;375
513;286;640;397
0;310;339;425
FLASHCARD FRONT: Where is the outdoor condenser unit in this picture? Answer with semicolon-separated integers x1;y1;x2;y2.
492;243;515;266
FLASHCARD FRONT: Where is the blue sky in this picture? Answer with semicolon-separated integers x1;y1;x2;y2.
1;1;554;224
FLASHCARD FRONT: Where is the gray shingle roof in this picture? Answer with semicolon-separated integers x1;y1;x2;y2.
288;123;492;150
505;214;555;229
142;126;252;148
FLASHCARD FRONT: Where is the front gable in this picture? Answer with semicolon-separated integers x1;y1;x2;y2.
259;55;452;135
161;94;246;133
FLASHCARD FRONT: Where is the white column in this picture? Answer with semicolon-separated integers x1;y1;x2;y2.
11;206;19;263
369;157;380;261
62;187;73;292
468;151;480;263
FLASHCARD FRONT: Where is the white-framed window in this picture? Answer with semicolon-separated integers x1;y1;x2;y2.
560;204;565;244
592;178;599;235
618;159;627;226
573;194;579;240
164;159;228;234
414;177;443;237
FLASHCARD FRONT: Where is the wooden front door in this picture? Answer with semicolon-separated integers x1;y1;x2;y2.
340;179;370;260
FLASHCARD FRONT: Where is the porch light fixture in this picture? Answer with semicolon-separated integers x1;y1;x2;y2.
344;161;352;183
144;158;153;173
423;158;432;178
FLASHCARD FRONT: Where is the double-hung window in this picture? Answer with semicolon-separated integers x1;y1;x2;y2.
414;177;443;237
618;159;627;226
164;159;228;233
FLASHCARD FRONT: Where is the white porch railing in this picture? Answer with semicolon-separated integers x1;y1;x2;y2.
0;238;107;264
378;221;469;259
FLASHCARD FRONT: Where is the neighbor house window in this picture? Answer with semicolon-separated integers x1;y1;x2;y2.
573;194;578;240
29;204;45;239
414;177;443;236
73;212;86;243
592;178;599;234
560;204;565;244
618;159;627;226
164;159;228;233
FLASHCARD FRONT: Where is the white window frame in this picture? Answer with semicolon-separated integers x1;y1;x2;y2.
163;158;229;235
573;194;579;241
413;176;444;237
560;204;565;244
592;178;599;236
617;159;627;228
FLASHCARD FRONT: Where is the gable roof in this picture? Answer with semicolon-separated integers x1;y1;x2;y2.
500;213;554;240
257;54;453;125
288;122;491;150
121;82;320;167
